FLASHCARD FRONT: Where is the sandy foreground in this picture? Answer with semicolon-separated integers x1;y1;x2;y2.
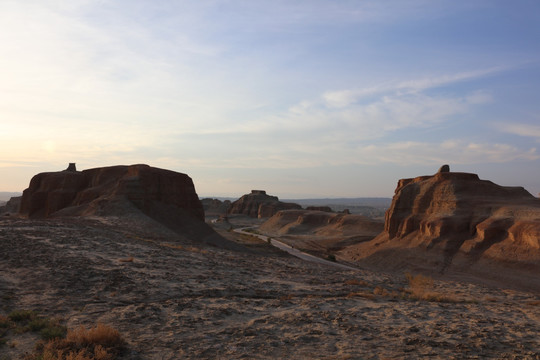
0;216;539;359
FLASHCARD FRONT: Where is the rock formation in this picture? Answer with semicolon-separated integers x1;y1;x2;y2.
201;198;231;216
0;196;21;215
342;166;540;280
20;164;203;220
260;209;383;239
17;164;244;249
228;190;302;218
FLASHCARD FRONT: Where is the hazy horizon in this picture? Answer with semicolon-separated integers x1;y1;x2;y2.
2;1;540;198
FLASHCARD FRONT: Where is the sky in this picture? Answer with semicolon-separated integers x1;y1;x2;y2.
1;0;540;198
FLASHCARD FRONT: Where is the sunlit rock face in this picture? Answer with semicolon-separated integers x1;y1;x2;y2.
228;190;302;218
343;166;540;273
20;164;204;221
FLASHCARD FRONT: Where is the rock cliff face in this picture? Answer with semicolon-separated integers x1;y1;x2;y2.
228;190;301;218
342;166;540;277
17;164;247;250
20;164;203;220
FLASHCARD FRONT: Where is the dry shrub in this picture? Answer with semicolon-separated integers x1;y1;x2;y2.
35;323;125;360
41;345;113;360
117;257;133;263
405;273;458;303
66;323;123;348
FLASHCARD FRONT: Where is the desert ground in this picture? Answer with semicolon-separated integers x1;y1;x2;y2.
1;214;539;359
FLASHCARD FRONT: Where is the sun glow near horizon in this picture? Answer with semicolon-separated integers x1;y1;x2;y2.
1;1;540;197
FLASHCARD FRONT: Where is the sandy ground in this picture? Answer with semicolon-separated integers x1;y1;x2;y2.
1;215;539;359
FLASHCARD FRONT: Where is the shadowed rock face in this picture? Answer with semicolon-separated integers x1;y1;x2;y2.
17;165;248;250
342;168;540;276
20;164;204;221
228;190;302;218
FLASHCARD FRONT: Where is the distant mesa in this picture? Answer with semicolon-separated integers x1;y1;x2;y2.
228;190;302;219
18;164;242;249
341;165;540;285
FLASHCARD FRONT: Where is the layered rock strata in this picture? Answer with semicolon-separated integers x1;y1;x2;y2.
342;166;540;275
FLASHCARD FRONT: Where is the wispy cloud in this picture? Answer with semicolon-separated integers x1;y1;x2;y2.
323;67;504;108
497;123;540;142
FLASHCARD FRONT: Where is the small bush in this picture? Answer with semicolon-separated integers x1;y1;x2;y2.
28;317;51;331
66;323;123;349
40;324;68;340
9;310;37;322
326;254;336;262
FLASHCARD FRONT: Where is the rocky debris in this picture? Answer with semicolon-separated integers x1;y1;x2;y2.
341;166;540;281
228;190;301;218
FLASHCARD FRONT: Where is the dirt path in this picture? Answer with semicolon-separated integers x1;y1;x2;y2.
234;227;360;271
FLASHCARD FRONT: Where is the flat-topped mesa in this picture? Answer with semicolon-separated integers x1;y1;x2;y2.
374;165;540;269
341;166;540;282
19;164;204;221
228;190;302;218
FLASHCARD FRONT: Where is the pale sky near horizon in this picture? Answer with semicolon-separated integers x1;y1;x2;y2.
1;1;540;198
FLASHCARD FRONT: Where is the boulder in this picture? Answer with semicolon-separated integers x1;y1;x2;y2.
228;190;302;218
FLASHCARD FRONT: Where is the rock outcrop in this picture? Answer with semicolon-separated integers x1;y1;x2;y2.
20;164;203;220
201;198;231;217
0;196;21;215
17;164;244;249
342;166;540;280
228;190;302;218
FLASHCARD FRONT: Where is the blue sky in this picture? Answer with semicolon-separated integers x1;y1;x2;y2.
1;0;540;198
